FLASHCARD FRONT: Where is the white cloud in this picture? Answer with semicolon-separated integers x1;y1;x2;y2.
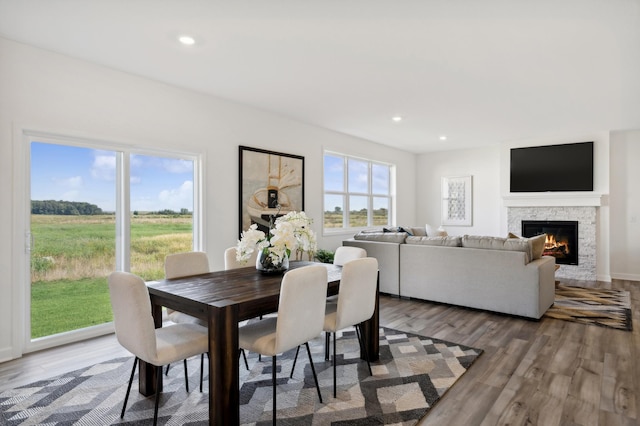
157;180;194;211
91;153;116;181
162;159;193;174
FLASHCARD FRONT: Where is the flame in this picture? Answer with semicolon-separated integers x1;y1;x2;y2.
544;233;569;255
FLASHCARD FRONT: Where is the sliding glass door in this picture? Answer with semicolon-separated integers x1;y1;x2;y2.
28;139;197;344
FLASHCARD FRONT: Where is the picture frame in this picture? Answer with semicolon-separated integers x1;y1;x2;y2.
239;146;305;236
441;175;472;226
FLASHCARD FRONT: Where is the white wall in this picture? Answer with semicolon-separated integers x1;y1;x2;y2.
610;131;640;281
0;37;416;361
416;146;502;237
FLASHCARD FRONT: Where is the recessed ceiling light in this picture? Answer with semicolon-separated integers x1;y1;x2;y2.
392;116;403;122
178;35;196;46
439;135;447;141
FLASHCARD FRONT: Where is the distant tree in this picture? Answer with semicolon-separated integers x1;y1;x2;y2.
180;208;189;215
31;200;104;215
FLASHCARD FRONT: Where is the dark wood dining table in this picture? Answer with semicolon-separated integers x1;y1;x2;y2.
143;261;379;425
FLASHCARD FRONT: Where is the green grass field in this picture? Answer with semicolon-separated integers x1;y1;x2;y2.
30;210;387;339
30;214;192;338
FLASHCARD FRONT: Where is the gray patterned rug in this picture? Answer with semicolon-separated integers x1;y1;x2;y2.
0;327;483;425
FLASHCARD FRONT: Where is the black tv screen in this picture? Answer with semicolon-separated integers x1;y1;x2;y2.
510;142;594;192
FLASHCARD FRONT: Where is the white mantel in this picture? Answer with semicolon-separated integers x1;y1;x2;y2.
502;192;603;207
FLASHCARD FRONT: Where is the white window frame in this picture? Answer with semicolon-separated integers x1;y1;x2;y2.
322;150;395;235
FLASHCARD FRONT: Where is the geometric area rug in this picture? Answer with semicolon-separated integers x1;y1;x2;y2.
0;327;483;425
544;283;632;331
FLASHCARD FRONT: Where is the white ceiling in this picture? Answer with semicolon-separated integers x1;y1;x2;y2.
1;0;639;153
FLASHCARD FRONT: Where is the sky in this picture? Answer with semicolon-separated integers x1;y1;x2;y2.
323;154;390;211
30;142;194;213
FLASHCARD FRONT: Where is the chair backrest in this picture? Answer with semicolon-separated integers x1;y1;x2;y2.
333;246;367;266
165;251;210;279
274;265;328;354
335;257;379;330
224;246;258;270
108;271;157;362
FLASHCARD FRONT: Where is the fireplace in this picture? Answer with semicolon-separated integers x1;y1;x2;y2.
522;220;579;265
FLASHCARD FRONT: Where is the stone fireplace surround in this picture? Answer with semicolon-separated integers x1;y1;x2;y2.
504;194;601;281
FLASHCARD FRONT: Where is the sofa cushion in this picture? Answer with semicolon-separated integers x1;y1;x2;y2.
408;226;427;236
462;235;532;263
406;236;462;247
353;231;407;243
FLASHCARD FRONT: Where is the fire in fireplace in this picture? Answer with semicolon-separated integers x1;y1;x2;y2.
521;220;578;265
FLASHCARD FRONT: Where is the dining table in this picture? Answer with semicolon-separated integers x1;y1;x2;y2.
143;260;379;425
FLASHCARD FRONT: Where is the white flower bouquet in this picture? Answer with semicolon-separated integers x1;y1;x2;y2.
236;211;317;268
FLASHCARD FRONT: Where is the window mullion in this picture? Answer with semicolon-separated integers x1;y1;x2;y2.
115;152;131;272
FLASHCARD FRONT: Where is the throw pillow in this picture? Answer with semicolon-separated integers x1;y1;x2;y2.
528;233;547;259
425;223;435;237
425;224;448;237
506;232;546;260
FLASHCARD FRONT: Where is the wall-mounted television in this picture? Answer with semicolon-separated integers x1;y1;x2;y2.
510;142;594;192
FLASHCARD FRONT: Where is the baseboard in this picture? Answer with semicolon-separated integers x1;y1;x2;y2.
597;274;612;283
0;347;17;363
610;272;640;283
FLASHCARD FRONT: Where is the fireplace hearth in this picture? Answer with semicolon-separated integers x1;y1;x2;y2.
522;220;579;265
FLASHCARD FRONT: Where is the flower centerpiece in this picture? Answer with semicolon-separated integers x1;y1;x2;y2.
236;210;317;274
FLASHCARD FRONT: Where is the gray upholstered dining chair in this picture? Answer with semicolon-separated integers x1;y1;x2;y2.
326;246;367;304
324;257;378;397
164;251;210;383
292;257;379;398
332;245;367;266
164;251;210;324
238;264;327;425
165;251;249;380
224;246;258;270
108;271;209;426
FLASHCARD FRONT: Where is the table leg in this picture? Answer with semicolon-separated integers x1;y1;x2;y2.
139;300;163;396
209;305;240;425
360;272;380;362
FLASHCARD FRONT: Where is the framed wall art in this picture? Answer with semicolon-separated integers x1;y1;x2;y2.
441;175;472;226
238;146;305;236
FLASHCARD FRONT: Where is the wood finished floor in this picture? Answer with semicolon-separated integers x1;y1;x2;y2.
1;278;638;425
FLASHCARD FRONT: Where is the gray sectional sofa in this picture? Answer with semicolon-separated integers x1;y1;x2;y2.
343;228;556;319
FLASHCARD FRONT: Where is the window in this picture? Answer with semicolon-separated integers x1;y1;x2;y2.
323;152;393;232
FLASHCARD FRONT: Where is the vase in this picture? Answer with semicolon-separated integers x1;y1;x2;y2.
256;249;289;274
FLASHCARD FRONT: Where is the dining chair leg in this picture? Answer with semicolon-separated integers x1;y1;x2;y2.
289;345;301;378
333;331;337;398
304;342;323;403
355;325;372;375
121;357;138;419
241;349;249;370
153;365;162;426
165;364;170;376
325;332;330;360
183;359;189;392
272;355;277;426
